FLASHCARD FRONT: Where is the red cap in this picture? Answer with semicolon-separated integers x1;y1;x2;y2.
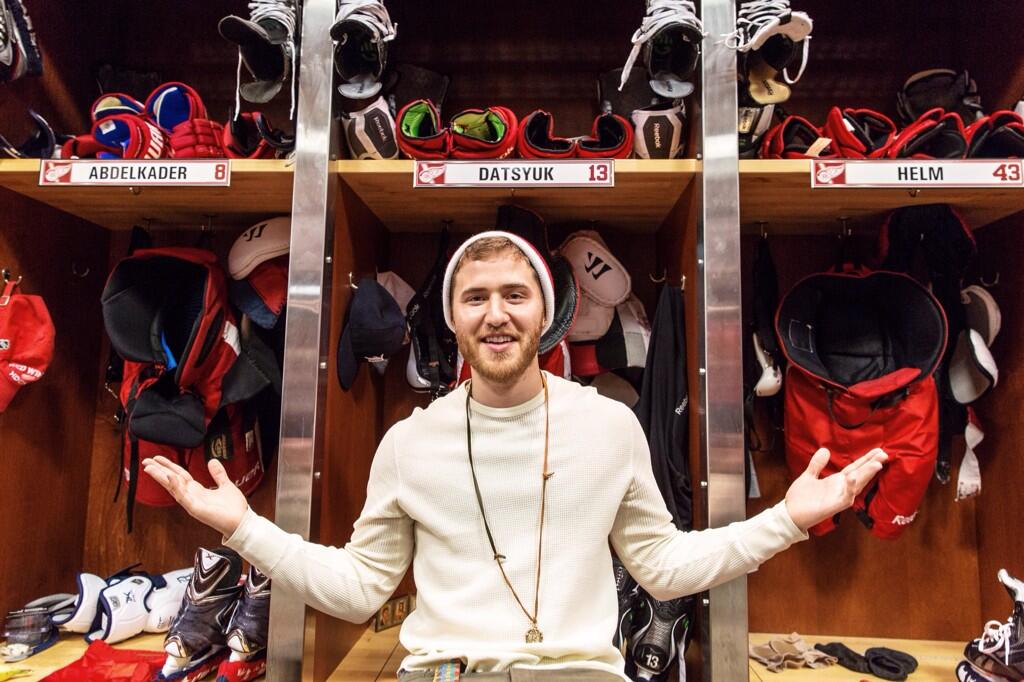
0;281;55;412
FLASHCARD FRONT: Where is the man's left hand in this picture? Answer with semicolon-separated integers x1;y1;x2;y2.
784;448;889;531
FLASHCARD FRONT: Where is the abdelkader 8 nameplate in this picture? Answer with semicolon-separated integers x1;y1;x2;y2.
39;159;231;186
413;159;614;188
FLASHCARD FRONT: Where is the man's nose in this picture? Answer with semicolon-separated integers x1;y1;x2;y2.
484;294;510;325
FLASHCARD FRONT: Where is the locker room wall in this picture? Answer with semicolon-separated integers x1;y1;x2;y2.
0;189;108;619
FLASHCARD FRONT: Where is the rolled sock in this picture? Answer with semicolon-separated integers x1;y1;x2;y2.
865;646;919;680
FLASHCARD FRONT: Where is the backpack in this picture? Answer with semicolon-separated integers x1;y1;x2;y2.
776;267;947;538
101;247;262;530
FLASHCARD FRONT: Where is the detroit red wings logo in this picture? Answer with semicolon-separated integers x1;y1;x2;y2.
416;162;446;185
814;161;846;185
43;161;73;183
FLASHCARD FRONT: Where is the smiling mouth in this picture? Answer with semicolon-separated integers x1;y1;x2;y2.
481;334;516;352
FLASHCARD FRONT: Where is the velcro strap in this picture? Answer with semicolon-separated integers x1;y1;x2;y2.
577;113;633;159
518;110;576;159
450;106;518;159
170;118;226;159
397;99;450;159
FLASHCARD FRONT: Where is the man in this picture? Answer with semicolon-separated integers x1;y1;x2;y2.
143;231;888;681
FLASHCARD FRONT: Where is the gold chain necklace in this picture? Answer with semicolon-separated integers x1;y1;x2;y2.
465;373;551;644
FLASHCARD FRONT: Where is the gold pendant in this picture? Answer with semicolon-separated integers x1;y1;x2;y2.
525;625;543;643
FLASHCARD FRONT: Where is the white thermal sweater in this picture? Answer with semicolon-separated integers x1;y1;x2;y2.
225;373;807;679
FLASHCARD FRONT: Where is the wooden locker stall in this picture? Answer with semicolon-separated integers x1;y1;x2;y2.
740;0;1024;665
0;1;293;677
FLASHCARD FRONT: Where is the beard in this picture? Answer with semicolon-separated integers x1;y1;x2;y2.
456;320;542;385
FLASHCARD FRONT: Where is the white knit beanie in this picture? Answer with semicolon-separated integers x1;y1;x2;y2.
442;230;556;335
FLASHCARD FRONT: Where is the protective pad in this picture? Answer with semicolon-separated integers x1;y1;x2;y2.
961;285;1001;346
87;574;156;644
342;95;399;160
568;291;615;342
746;54;791;105
52;572;107;633
950;329;998;404
145;569;192;633
559;231;631;306
632;101;685;159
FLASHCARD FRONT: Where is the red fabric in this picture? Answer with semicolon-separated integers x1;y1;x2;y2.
215;654;267;681
822;107;896;158
568;342;606;378
760;116;836;159
577;113;634;159
0;280;55;411
784;366;938;540
91;114;167;159
222;113;278;159
517;110;577;159
450;106;519;159
61;134;116;159
396;99;450;159
886;108;966;159
41;640;166;682
169;119;226;159
245;256;288;318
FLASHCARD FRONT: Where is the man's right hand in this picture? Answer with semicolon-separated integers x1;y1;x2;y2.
142;456;249;538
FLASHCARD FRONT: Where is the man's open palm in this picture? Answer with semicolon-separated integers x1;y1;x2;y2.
785;447;889;531
142;455;248;538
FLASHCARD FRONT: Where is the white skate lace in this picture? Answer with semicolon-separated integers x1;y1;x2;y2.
334;0;397;44
723;0;810;84
976;618;1013;665
234;0;298;119
619;0;705;91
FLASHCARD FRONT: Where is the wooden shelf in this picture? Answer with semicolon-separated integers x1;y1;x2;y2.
740;160;1024;233
337;159;699;233
0;159;293;230
329;626;966;681
749;632;964;681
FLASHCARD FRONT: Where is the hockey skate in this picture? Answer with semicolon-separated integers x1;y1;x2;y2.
219;0;297;115
332;0;397;100
620;0;705;99
627;593;694;681
964;569;1024;681
214;565;271;682
158;548;244;681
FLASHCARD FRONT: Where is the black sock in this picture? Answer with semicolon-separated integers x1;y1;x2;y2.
865;646;919;681
814;642;870;673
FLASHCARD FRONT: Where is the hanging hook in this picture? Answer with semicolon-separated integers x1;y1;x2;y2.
681;274;686;292
649;269;667;283
349;272;359;289
1;268;22;284
979;270;1000;287
202;214;214;232
837;216;851;238
757;221;768;239
71;262;90;278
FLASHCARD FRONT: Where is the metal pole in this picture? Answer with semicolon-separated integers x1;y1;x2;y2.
267;0;338;678
698;1;748;680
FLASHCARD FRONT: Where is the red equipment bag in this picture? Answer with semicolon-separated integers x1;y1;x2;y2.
776;268;947;539
102;247;256;530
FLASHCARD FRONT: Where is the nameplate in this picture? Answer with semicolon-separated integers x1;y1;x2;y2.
413;160;614;188
39;159;231;186
811;159;1024;188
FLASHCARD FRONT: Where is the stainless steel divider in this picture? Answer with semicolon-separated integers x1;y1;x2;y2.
698;1;748;680
267;0;338;678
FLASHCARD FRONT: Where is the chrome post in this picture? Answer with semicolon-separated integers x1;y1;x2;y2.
266;0;338;678
698;0;748;679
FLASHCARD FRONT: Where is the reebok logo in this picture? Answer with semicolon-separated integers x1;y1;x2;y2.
653;123;663;149
760;79;774;96
674;396;689;416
